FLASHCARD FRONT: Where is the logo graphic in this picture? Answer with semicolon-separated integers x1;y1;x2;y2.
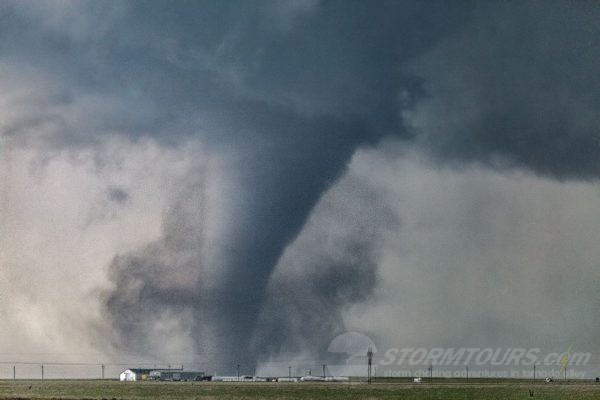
327;332;377;364
560;342;573;373
326;332;377;378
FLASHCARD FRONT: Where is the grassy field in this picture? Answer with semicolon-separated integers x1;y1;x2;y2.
1;379;600;399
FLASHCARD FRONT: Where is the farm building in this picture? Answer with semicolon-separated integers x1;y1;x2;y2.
119;368;153;381
120;368;206;382
149;370;206;381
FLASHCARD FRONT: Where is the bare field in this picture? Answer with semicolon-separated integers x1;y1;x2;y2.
1;380;600;400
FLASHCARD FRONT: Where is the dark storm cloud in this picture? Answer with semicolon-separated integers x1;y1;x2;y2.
1;0;469;145
409;1;600;180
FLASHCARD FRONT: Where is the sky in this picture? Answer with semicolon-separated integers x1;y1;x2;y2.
1;0;600;378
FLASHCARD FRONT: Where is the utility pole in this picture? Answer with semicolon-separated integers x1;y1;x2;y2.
428;365;433;380
102;364;105;380
466;366;469;380
322;364;326;378
533;363;536;380
41;365;44;381
13;366;15;380
288;366;291;380
367;347;373;384
237;364;240;381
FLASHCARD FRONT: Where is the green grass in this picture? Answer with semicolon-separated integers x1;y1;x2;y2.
1;380;600;399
